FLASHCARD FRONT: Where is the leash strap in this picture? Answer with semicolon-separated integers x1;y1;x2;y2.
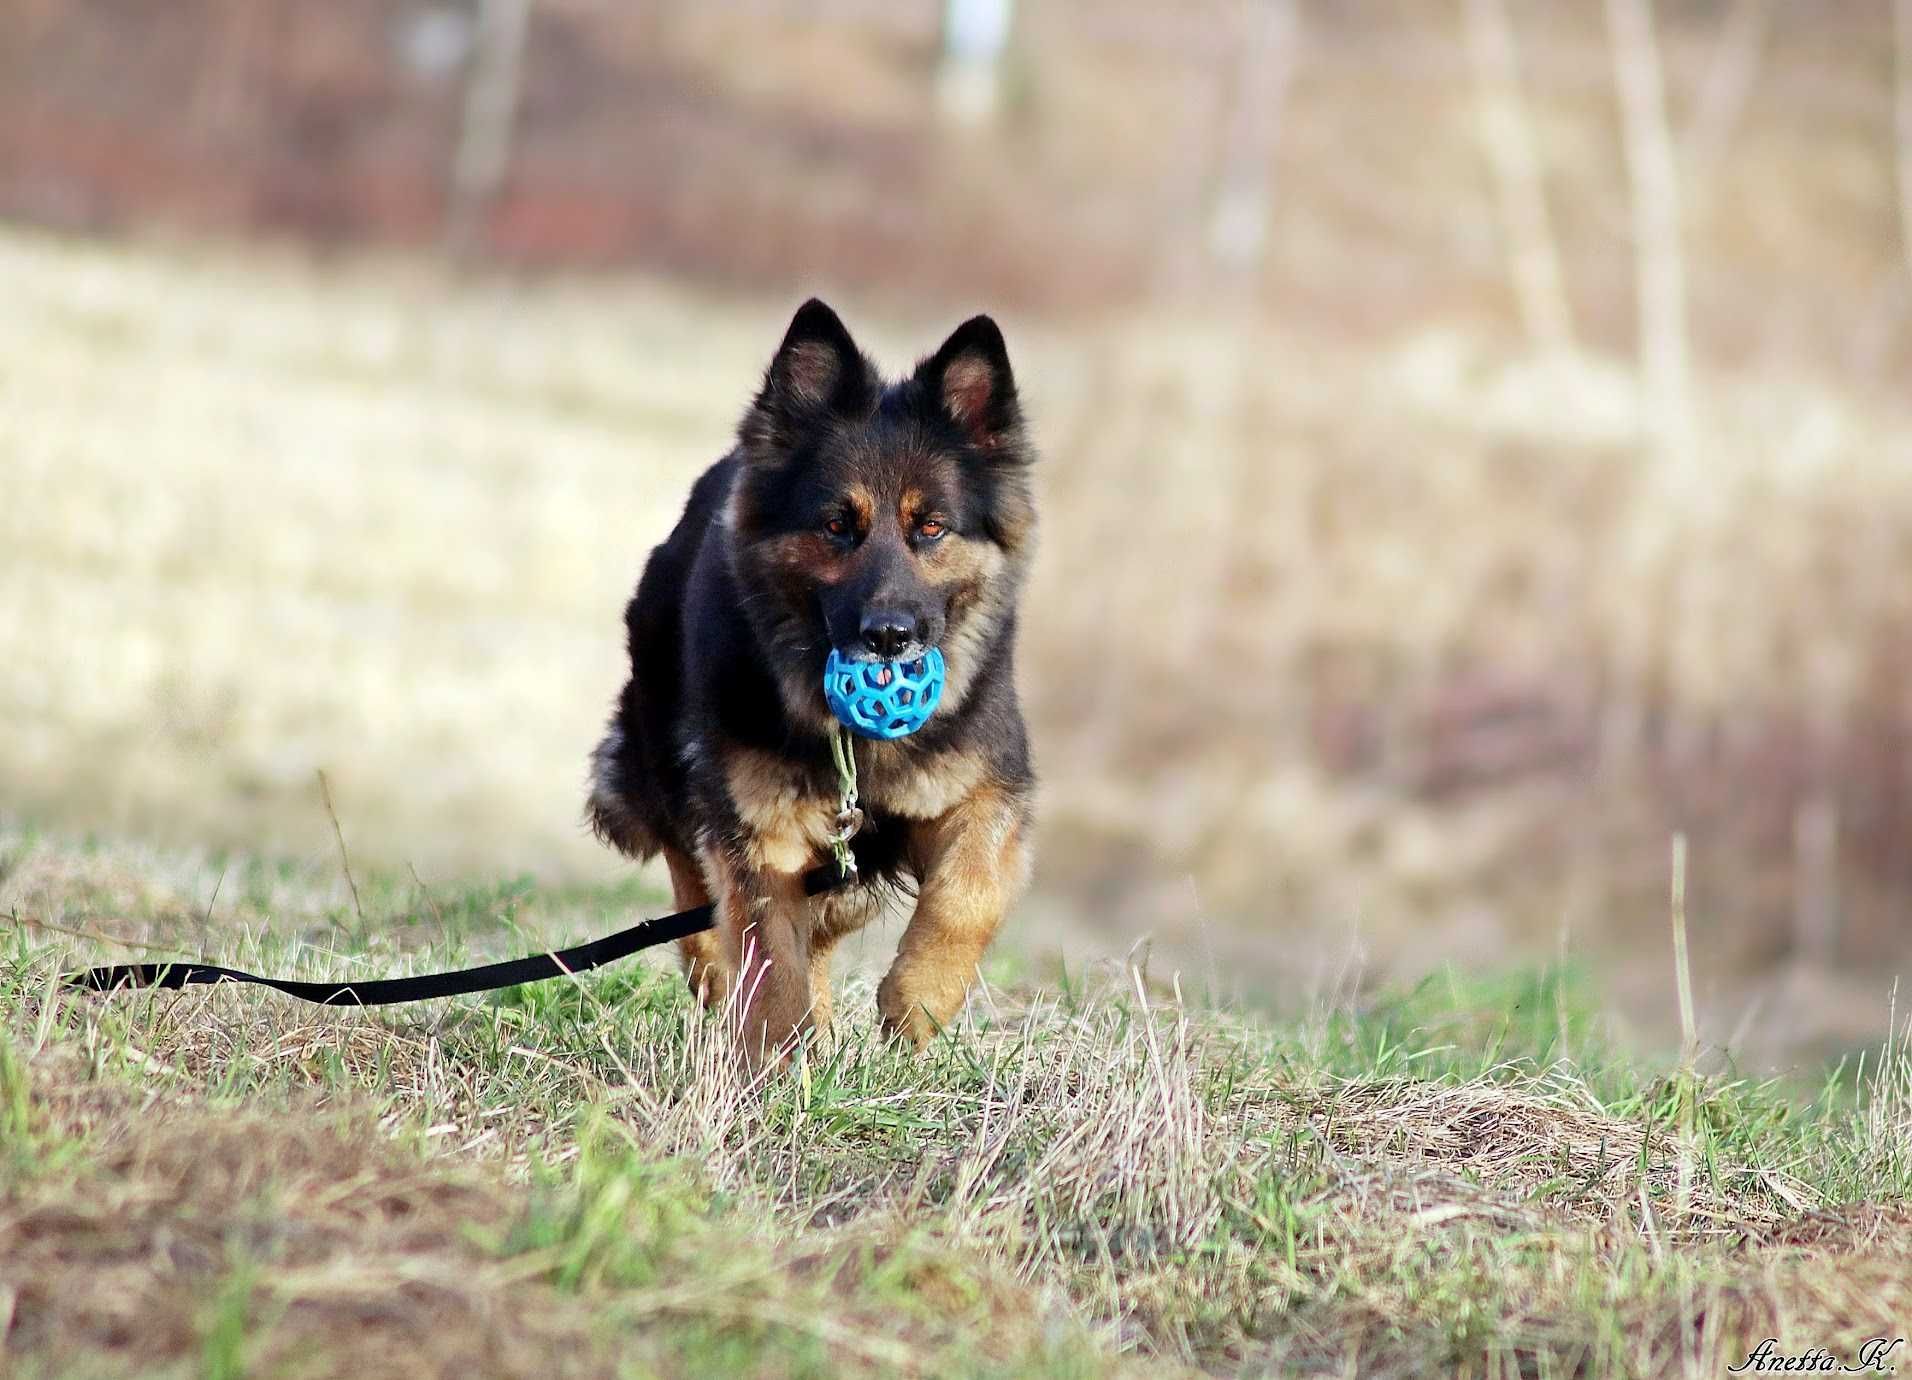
67;861;851;1007
828;725;863;879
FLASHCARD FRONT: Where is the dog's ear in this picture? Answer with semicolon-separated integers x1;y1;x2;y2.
742;299;874;456
913;315;1023;453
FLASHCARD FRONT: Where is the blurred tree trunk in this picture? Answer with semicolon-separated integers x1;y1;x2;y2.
1897;0;1912;288
1205;0;1297;292
1606;0;1695;481
1464;0;1575;354
1682;0;1767;178
937;0;1014;125
447;0;532;261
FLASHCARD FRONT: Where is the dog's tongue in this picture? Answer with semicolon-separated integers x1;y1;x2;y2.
874;667;893;687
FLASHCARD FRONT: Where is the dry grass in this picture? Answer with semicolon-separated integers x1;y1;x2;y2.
4;8;1911;1370
4;222;1912;1063
2;1057;1125;1378
4;824;1911;1375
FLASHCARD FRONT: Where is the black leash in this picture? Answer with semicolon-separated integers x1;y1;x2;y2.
66;860;851;1007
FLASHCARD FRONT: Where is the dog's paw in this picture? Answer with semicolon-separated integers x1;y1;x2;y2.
875;968;964;1048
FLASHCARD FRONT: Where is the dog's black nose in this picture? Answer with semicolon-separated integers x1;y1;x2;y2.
858;610;920;659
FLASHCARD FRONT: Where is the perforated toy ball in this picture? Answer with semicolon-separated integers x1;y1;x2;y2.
824;649;946;740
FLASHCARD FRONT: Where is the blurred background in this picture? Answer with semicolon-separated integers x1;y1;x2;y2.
3;0;1910;1067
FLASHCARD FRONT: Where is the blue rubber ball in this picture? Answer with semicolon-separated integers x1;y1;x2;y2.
824;648;946;740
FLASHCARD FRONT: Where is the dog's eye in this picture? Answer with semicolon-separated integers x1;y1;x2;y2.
916;519;947;541
824;517;850;538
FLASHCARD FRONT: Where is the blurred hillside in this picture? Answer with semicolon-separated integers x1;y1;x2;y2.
3;0;1912;1064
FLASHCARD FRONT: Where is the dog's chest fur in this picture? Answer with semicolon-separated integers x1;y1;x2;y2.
722;741;984;874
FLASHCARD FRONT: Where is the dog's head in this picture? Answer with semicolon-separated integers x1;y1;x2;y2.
729;299;1036;725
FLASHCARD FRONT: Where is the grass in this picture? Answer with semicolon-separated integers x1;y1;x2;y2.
3;220;1912;1068
4;16;1910;1368
4;820;1909;1377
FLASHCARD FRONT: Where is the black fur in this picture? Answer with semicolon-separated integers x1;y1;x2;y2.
588;299;1037;891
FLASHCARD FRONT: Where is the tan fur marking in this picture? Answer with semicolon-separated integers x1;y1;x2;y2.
699;843;814;1065
926;542;1010;716
899;487;928;530
723;745;840;873
860;742;986;821
663;847;725;1007
808;943;838;1032
806;884;886;1037
878;784;1031;1045
941;355;995;432
918;531;1002;585
773;666;843;736
759;532;847;584
707;747;906;1053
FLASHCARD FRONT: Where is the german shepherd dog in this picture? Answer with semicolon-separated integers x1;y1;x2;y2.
587;300;1036;1058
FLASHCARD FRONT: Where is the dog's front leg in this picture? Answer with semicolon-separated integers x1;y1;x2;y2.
701;844;814;1063
879;786;1032;1046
